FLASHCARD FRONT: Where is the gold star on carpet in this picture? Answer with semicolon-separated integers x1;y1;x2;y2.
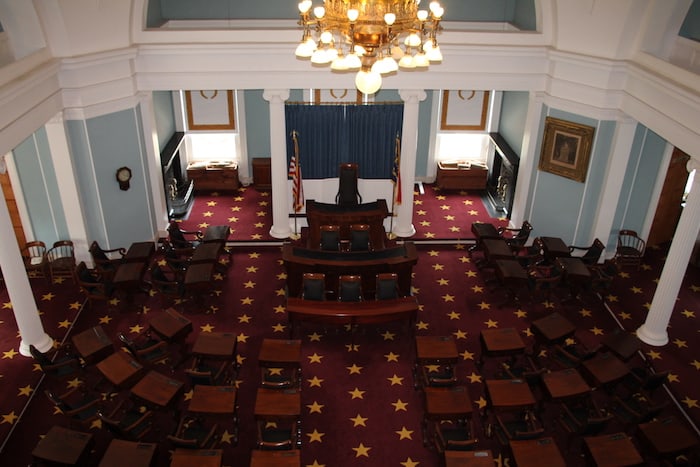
41;292;55;301
401;458;419;467
471;284;483;292
200;324;214;332
308;353;323;363
630;286;643;294
392;399;408;411
691;284;700;292
460;350;474;360
206;200;217;206
414;199;423;205
444;215;455;221
68;301;81;310
433;263;444;271
2;349;18;359
420;221;431;227
459;256;471;264
618;311;632;320
691;360;700;370
647;350;662;360
273;305;286;314
667;373;680;383
673;339;687;348
350;414;368;427
475;397;488;409
416;321;429;330
463;199;474;205
1;411;18;424
349;388;365;399
307;461;326;467
681;309;696;318
2;301;13;309
396;426;414;440
307;401;324;414
484;319;498;328
442;294;454;302
437;278;449;286
451;331;466;341
306;429;324;443
385;352;400;362
246;266;258;273
590;327;604;336
272;323;286;333
468;209;479;215
240;297;253;305
513;309;527;318
578;308;592;317
382;331;396;340
237;333;249;343
220;429;235;444
346;344;360;352
347;364;363;374
307;376;323;387
467;372;482;383
129;324;144;334
238;314;252;323
682;397;698;409
230;205;242;212
523;328;533;337
18;385;33;396
447;311;460;320
57;319;71;329
387;374;404;385
308;332;323;342
243;280;255;289
183;389;194;401
478;302;491;310
227;216;239;223
353;443;371;457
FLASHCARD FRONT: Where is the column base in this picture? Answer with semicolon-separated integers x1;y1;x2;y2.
636;324;669;347
392;224;416;239
19;332;54;357
269;225;293;239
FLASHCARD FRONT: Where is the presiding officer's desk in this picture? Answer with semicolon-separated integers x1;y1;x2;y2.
305;199;389;250
282;241;418;298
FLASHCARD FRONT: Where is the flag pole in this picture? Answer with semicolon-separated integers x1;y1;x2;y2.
389;133;401;240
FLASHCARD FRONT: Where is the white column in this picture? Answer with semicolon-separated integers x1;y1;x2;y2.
393;90;427;238
637;158;700;346
0;182;53;356
263;89;292;239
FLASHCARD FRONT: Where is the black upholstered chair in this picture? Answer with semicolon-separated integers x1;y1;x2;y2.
301;273;326;300
338;275;363;302
319;225;340;251
335;163;362;206
375;273;399;300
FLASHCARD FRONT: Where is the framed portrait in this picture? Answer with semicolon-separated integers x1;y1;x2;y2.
185;90;236;131
440;90;490;130
538;117;595;183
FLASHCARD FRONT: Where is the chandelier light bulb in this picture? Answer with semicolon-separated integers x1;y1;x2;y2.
391;45;405;60
399;54;415;69
354;45;366;56
347;8;359;22
427;45;442;62
417;10;428;22
355;69;382;94
405;33;422;47
382;56;399;72
414;52;429;67
298;0;312;14
429;1;441;14
313;6;325;19
433;6;444;18
295;41;313;58
311;48;329;64
384;13;396;25
345;53;362;69
320;30;333;44
331;55;348;70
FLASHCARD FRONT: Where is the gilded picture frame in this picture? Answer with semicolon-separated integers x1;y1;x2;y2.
538;117;595;183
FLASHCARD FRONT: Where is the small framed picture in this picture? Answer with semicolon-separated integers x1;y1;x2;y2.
538;116;595;182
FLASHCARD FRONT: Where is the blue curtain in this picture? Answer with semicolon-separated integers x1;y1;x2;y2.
286;103;403;179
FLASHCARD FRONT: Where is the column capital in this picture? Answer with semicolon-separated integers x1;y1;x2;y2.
263;89;290;104
687;157;700;174
399;90;427;103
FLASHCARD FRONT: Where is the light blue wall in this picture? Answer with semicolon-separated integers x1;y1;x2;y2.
513;0;536;31
416;92;433;178
499;91;529;156
243;90;271;160
13;127;69;244
146;0;165;28
67;106;155;249
153;90;176;149
680;0;700;41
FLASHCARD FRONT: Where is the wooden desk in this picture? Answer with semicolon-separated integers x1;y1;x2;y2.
469;222;501;253
71;325;114;365
250;449;301;467
541;368;591;400
131;370;184;408
190;242;224;264
305;199;389;251
170;448;222;467
556;256;591;299
187;161;239;192
124;241;155;263
185;262;215;286
423;386;473;422
96;351;145;388
444;450;494;467
540;236;570;261
581;352;630;389
583;432;643;466
282;242;417;299
148;307;193;343
113;262;148;303
188;385;237;416
493;259;529;305
192;332;238;359
436;161;488;191
202;225;230;243
637;416;699;458
478;327;526;367
254;388;301;420
98;439;157;467
480;238;514;267
531;312;576;351
485;379;536;411
32;425;94;465
286;296;418;334
510;437;566;467
258;339;301;367
601;331;642;362
415;335;459;363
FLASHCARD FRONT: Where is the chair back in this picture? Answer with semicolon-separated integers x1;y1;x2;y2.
616;229;646;267
349;224;371;251
302;273;326;300
335;163;362;206
513;221;533;245
29;345;51;366
581;238;605;264
375;273;399;300
21;241;47;273
339;275;363;302
319;225;340;251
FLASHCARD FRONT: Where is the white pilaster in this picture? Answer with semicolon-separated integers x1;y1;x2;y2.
393;90;427;238
0;187;53;356
637;158;700;346
263;89;292;239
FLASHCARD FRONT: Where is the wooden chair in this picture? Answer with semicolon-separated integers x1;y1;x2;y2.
568;238;605;265
492;409;544;446
20;240;47;280
319;225;340;251
46;240;76;284
167;220;203;249
432;420;478;453
168;415;219;449
335;162;362;206
118;331;170;367
349;223;371;251
338;275;363;302
614;229;646;269
44;388;103;430
97;398;154;441
184;356;234;386
149;264;185;305
89;240;125;281
256;419;299;450
498;220;533;251
74;261;114;309
301;272;326;300
29;344;83;382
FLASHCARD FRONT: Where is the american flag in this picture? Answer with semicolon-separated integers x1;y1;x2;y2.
289;131;304;213
392;134;402;205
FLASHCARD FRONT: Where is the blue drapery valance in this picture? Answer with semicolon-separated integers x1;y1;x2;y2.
285;103;404;179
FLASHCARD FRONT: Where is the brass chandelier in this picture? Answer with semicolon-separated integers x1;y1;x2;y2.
295;0;444;94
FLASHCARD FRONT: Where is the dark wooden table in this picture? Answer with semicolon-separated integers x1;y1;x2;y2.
123;241;155;263
32;425;94;465
190;242;224;264
415;335;459;363
493;259;530;305
531;312;576;353
540;236;571;261
485;379;536;411
510;437;567;467
444;450;494;467
96;351;145;388
170;448;222;467
556;256;592;299
423;385;473;422
637;416;699;458
479;327;526;367
148;307;192;343
188;385;237;416
480;238;514;267
202;225;230;243
98;439;157;467
192;332;238;359
583;432;644;466
130;370;184;408
258;338;302;367
601;331;642;361
71;325;114;364
254;388;301;420
113;261;148;304
541;368;591;400
250;449;301;467
470;222;501;253
184;262;216;297
581;352;630;389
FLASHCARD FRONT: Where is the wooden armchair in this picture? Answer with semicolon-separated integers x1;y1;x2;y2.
46;240;76;284
98;398;154;441
256;419;299;450
168;415;219;449
74;261;114;309
29;344;83;381
118;331;170;367
89;240;125;281
432;420;478;453
45;387;102;430
20;240;47;280
498;220;533;251
167;220;203;249
614;229;646;269
149;264;185;305
492;409;544;445
319;225;340;251
335;162;362;206
376;273;400;300
569;238;605;265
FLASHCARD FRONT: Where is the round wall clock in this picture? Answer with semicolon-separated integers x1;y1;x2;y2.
116;166;132;191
